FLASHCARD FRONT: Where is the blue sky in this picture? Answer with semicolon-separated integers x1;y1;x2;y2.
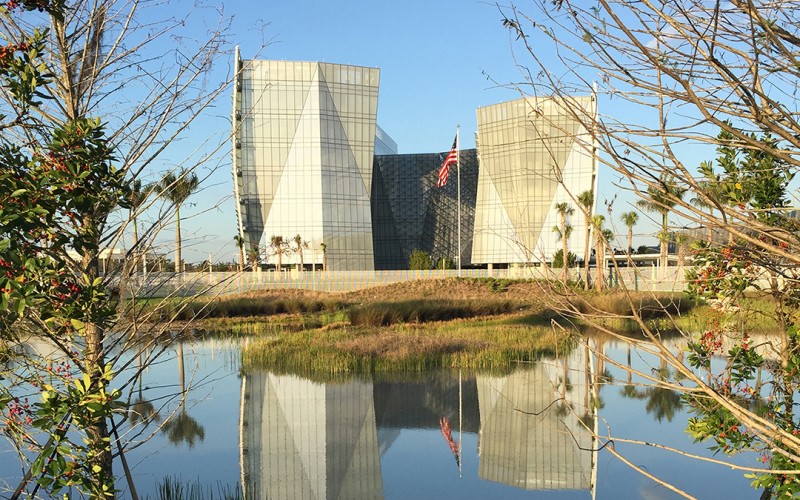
230;0;524;152
146;0;655;264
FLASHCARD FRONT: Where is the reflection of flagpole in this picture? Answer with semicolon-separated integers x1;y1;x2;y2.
239;373;247;499
458;368;463;478
457;126;462;278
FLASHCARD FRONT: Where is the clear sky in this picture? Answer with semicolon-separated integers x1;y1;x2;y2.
145;0;648;264
231;0;525;152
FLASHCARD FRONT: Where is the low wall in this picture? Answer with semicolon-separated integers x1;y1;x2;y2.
126;264;692;298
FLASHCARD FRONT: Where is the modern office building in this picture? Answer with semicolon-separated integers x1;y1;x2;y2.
232;51;382;271
233;53;597;270
472;97;598;266
371;150;478;269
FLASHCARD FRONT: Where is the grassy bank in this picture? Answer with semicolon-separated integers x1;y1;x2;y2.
146;278;786;379
241;315;572;381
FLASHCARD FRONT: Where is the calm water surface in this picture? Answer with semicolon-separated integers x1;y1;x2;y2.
1;335;761;499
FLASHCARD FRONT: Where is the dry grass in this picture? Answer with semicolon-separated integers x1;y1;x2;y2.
570;292;694;320
348;299;520;326
335;331;487;359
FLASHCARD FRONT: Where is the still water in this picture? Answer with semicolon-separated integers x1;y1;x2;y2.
1;335;761;499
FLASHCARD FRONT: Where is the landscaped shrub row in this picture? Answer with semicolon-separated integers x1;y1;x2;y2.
348;299;517;327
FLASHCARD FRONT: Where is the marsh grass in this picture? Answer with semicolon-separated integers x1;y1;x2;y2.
149;476;241;500
348;299;521;327
670;296;781;333
136;296;347;322
241;315;573;382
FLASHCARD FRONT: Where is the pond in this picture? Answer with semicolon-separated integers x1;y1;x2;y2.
0;334;762;499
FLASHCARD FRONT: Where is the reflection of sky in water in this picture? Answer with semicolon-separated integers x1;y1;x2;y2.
0;336;762;499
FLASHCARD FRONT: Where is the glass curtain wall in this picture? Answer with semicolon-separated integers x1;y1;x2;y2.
234;58;380;270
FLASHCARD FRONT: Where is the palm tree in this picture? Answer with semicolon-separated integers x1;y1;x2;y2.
675;232;690;268
320;242;327;272
593;215;614;292
620;211;639;268
233;235;246;272
292;234;307;271
128;179;153;274
577;190;594;290
554;202;575;283
270;235;285;272
247;244;260;273
636;174;686;271
689;176;729;244
159;169;199;273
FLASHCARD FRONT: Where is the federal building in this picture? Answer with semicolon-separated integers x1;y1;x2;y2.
232;50;598;271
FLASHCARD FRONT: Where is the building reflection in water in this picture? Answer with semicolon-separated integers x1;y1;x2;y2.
476;347;594;491
240;374;382;500
240;348;597;499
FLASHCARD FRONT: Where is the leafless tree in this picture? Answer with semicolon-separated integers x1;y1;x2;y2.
498;1;800;496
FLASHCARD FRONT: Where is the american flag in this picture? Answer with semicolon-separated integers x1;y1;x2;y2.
436;136;458;188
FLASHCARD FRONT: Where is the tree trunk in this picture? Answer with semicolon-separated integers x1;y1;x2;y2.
175;206;182;273
561;214;568;283
132;212;139;273
627;229;633;268
238;246;244;273
177;341;186;398
81;250;114;498
660;212;668;272
584;226;591;290
595;235;604;292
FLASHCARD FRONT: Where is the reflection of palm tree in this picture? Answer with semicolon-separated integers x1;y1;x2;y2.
645;387;682;422
130;398;160;426
131;348;161;427
161;411;206;448
620;381;682;423
161;342;205;447
621;384;638;398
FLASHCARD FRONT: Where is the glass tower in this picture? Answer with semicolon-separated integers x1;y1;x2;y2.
472;96;598;266
233;51;380;270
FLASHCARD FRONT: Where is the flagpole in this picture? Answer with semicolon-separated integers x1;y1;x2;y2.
456;125;461;278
